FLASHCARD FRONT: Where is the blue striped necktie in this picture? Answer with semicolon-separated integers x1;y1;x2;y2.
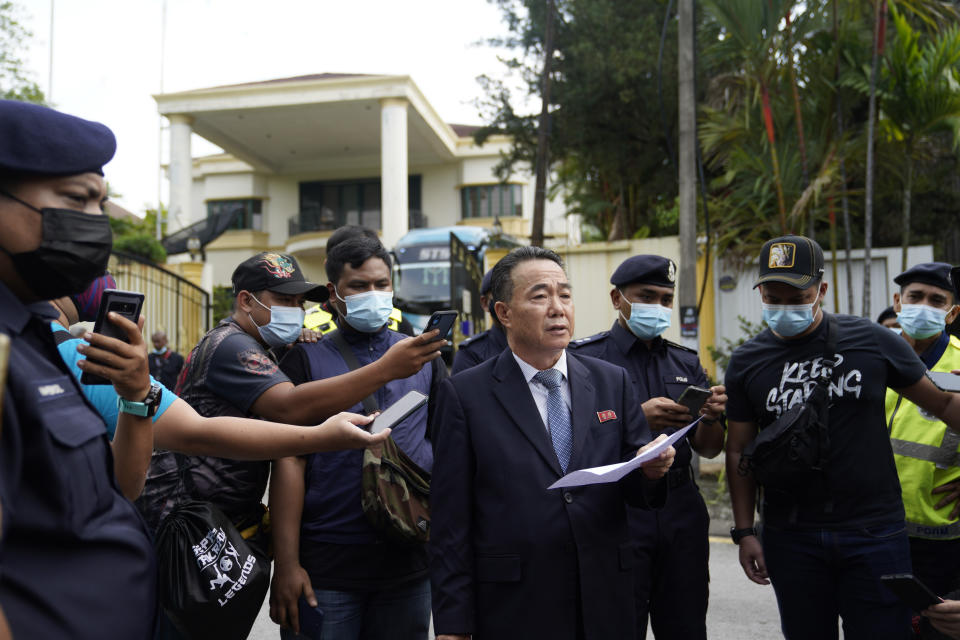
534;368;573;473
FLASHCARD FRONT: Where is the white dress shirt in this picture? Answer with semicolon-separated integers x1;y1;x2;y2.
512;350;573;434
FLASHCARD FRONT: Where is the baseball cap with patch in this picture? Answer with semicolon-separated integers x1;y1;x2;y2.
754;235;824;290
232;252;328;302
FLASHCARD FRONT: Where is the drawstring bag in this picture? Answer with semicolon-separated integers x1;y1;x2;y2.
154;454;270;640
155;500;270;640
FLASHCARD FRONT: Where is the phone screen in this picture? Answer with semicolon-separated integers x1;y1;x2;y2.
370;390;428;434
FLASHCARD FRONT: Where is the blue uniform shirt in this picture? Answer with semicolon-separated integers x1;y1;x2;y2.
0;282;156;639
451;324;509;375
569;320;707;469
51;322;176;439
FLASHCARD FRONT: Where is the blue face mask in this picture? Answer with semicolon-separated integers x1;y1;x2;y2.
619;292;671;340
337;287;394;333
897;303;949;340
249;295;305;348
762;300;818;337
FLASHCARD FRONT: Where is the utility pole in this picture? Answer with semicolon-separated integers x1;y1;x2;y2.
157;0;167;241
531;0;556;248
677;0;698;350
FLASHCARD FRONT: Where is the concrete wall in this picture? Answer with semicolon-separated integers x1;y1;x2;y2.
555;237;683;341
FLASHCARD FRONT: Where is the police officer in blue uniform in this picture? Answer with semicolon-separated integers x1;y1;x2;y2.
569;254;726;640
0;100;158;639
451;269;508;374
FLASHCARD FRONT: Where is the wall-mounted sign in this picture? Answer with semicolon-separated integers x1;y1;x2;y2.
680;305;698;338
719;275;737;292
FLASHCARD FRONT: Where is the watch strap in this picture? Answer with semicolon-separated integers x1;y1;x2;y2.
117;383;162;418
117;396;150;417
730;526;758;544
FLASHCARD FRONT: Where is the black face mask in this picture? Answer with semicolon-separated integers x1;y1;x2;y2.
0;190;113;300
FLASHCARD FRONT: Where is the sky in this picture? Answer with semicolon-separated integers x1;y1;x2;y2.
15;0;516;214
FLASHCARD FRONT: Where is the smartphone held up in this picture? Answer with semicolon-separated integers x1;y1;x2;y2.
79;289;144;385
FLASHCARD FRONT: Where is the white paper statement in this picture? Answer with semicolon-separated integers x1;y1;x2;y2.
547;419;700;490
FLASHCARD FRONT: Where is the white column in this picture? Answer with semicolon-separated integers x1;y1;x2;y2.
380;98;409;248
168;114;194;229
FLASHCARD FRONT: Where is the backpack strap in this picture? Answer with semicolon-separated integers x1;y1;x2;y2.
328;330;379;415
819;313;838;513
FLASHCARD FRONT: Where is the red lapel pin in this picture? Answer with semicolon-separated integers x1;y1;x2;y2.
596;410;617;423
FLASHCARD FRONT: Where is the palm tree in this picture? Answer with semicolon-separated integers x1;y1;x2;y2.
881;8;960;270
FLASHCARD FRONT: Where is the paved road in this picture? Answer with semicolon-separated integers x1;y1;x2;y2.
248;538;783;640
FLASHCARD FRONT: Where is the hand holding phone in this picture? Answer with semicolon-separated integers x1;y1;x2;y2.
369;390;428;435
77;289;150;390
297;595;324;640
677;385;712;417
424;310;457;342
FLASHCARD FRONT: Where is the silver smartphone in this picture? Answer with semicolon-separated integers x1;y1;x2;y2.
370;390;428;435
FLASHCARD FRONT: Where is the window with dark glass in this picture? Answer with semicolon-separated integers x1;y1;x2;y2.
460;184;522;219
207;199;263;231
295;176;422;235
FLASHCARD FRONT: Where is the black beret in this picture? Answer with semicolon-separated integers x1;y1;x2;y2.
894;262;953;293
610;255;677;288
0;100;116;176
480;269;494;295
876;306;897;324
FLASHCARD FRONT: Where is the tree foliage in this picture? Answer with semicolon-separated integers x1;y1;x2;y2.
0;1;45;103
477;0;683;240
699;0;960;273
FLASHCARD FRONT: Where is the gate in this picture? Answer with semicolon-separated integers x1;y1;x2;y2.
108;251;211;354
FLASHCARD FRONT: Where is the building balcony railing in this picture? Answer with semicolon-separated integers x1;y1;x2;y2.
288;209;427;237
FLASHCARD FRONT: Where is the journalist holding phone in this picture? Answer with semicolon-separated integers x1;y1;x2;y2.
270;235;449;640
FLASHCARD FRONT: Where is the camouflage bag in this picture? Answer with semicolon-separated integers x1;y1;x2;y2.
361;436;431;544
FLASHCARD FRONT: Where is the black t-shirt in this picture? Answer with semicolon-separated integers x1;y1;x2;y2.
725;313;927;529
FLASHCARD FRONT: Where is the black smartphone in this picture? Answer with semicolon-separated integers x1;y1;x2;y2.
297;595;324;640
369;390;428;435
677;385;712;416
424;310;458;342
880;573;943;611
926;370;960;393
79;289;145;385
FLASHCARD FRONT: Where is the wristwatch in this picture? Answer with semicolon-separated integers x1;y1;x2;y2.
117;383;163;418
730;526;758;544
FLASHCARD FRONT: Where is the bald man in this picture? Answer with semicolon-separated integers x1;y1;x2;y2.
149;330;184;389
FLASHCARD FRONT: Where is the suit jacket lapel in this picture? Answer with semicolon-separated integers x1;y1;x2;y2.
492;350;564;476
567;353;597;471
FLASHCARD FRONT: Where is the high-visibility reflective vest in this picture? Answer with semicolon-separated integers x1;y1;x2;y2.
303;304;402;334
885;333;960;539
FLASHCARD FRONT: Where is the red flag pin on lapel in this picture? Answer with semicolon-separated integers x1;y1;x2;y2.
596;410;617;423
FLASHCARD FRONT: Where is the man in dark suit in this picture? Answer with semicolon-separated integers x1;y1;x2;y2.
430;246;675;640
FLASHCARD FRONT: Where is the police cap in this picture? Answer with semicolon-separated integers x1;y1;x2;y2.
232;252;328;302
0;100;116;176
894;262;953;294
610;255;677;288
481;269;494;296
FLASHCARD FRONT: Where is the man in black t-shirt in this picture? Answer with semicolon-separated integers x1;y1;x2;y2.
725;235;960;640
